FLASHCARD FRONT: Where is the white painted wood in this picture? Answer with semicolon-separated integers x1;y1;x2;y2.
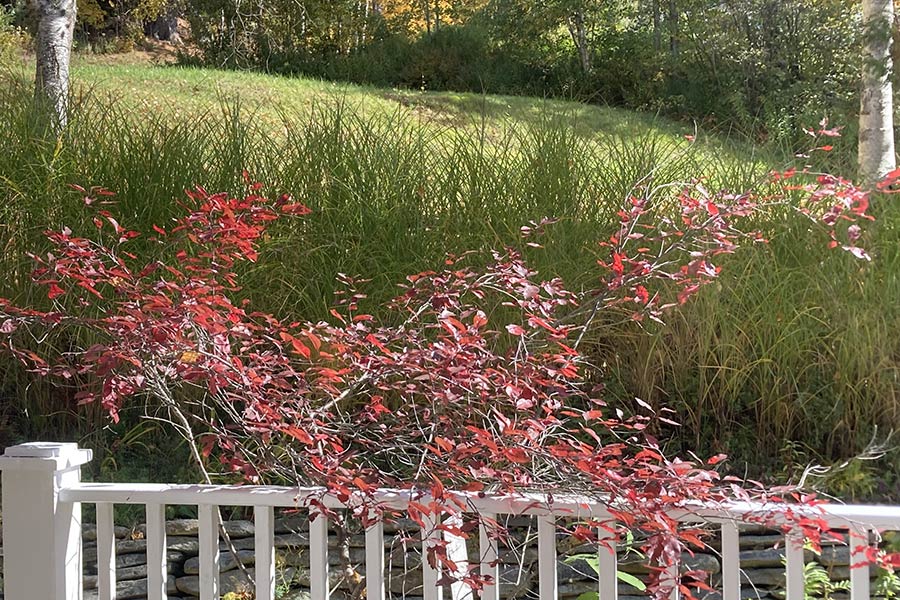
663;561;680;600
720;522;740;600
537;515;558;600
146;503;167;600
365;518;386;600
310;513;330;600
10;441;900;600
445;514;472;600
597;527;617;600
784;533;805;600
199;504;220;600
254;506;276;600
421;513;443;600
97;502;117;600
850;526;871;600
478;514;500;600
0;442;92;600
59;483;900;530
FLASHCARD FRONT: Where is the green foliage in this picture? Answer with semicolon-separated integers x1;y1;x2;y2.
0;4;27;66
801;560;850;600
178;0;866;153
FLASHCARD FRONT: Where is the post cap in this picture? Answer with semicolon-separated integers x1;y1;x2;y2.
0;442;93;470
3;442;81;458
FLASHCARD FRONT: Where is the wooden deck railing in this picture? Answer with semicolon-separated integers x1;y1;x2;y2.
2;442;899;600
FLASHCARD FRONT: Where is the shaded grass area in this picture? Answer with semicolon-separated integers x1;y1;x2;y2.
0;62;897;499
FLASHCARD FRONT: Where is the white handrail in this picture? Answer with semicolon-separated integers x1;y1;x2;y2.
58;481;900;528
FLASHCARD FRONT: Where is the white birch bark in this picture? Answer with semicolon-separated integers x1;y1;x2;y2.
567;10;592;74
34;0;76;131
859;0;896;184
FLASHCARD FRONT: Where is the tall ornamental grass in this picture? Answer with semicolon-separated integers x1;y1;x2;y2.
0;72;896;496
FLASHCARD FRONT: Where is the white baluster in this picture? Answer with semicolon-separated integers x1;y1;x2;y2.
97;502;117;600
479;514;500;600
597;527;617;600
663;561;680;600
255;506;275;600
445;514;472;600
784;532;805;600
537;515;558;600
366;518;386;600
721;522;740;600
849;527;870;600
199;504;220;600
146;502;167;600
310;512;330;600
422;513;443;600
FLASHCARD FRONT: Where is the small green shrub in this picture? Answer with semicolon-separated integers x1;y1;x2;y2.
0;5;28;66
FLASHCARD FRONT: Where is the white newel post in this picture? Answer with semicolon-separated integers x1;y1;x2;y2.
0;442;93;600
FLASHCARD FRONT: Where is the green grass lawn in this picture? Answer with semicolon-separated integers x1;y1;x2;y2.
64;56;769;168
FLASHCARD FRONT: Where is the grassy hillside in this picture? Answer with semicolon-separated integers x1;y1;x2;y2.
1;58;897;500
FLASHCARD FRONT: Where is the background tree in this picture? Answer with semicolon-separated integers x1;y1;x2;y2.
34;0;76;129
858;0;896;184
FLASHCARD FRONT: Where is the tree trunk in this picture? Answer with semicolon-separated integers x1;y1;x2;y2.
859;0;896;184
34;0;76;131
667;0;679;59
422;0;432;34
145;2;182;44
652;0;661;52
567;10;592;74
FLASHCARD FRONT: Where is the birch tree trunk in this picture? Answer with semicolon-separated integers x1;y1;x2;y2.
34;0;77;131
859;0;896;184
567;10;592;74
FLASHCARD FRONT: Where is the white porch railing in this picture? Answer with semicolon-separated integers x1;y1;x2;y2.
2;442;899;600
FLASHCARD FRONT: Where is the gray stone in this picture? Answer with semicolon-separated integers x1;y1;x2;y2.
558;557;601;583
84;575;97;590
222;536;256;551
117;564;148;581
275;514;310;534
222;520;255;538
500;548;538;565
815;545;850;567
183;549;256;574
290;564;351;589
741;586;773;599
83;539;150;563
382;517;421;534
740;568;785;588
740;549;786;568
166;536;201;554
557;580;600;598
117;562;179;581
499;564;535;598
740;536;786;550
280;545;379;569
82;575;177;600
175;567;296;597
117;539;149;555
281;591;312;600
83;524;132;542
388;561;425;594
85;549;185;573
167;519;199;536
276;532;311;549
619;553;719;575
